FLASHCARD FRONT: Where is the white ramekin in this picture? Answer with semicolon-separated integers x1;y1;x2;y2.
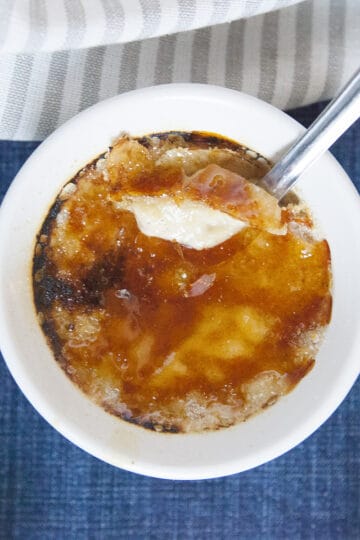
0;84;359;480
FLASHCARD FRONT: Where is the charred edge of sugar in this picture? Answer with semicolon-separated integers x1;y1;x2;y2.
139;130;273;168
102;405;182;434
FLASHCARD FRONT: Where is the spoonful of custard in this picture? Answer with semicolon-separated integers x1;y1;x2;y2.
107;135;285;249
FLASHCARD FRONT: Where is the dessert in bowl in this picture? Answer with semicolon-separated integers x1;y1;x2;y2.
33;130;331;434
0;84;359;479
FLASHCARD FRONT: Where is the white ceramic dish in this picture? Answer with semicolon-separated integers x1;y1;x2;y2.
0;84;359;480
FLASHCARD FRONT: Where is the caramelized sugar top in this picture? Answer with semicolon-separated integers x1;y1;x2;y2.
33;132;331;432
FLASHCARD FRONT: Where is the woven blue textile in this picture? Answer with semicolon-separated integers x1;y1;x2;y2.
0;103;359;539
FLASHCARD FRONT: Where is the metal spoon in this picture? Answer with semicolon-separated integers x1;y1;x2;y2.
261;67;360;200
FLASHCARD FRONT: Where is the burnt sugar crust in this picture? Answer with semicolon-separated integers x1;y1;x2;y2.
33;132;332;433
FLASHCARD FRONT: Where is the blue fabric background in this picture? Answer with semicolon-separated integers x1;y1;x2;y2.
0;102;359;539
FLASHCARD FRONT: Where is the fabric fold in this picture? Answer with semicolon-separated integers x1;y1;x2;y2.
0;0;359;140
1;0;305;54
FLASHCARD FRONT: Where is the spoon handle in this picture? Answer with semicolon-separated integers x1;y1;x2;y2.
262;67;360;200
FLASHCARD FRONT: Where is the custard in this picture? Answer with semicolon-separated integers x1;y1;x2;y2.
33;132;332;432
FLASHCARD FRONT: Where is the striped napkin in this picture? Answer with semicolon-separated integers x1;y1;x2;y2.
0;0;359;140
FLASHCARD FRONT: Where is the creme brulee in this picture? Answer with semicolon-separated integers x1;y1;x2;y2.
33;132;332;433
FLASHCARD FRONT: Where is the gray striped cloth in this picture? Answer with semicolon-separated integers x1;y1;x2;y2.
0;0;359;140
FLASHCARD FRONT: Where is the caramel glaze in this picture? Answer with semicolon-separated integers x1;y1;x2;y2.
33;132;332;432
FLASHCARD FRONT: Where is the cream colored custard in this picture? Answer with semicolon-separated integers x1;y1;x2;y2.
115;195;248;250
